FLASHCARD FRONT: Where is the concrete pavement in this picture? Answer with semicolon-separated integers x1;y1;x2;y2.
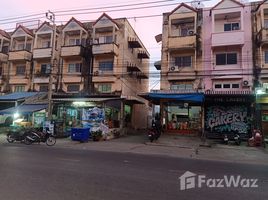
1;132;268;165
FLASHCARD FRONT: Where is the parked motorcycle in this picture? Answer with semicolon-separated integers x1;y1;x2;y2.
222;133;241;145
6;126;31;143
24;129;56;146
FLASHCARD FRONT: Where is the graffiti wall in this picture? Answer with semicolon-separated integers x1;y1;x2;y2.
205;105;251;137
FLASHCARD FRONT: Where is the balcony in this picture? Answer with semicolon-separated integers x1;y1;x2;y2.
0;52;8;62
61;45;85;57
8;50;32;61
33;77;49;84
92;73;117;82
168;35;196;51
92;43;119;56
33;48;52;59
212;31;244;47
62;76;82;83
9;77;29;84
167;70;196;81
256;28;268;44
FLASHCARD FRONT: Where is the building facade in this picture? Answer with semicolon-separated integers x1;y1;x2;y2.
0;13;150;130
202;0;254;139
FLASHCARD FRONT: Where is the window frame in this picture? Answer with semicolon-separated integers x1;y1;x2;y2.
98;84;112;93
215;53;237;66
16;65;26;75
67;84;80;92
99;61;114;71
68;63;82;73
174;56;192;68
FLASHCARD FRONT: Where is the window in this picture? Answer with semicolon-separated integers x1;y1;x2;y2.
25;43;31;51
215;84;222;89
39;85;48;92
214;83;240;89
223;84;231;88
265;19;268;28
98;84;112;93
232;84;240;88
42;41;50;48
67;85;80;92
17;44;24;50
2;46;9;54
216;53;237;65
68;63;81;73
40;64;51;74
99;61;113;71
99;36;113;44
14;85;25;92
170;83;193;90
69;38;80;46
224;23;240;31
16;66;25;75
174;56;192;67
265;51;268;64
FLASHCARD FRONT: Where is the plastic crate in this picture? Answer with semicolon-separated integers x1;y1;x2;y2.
71;127;91;142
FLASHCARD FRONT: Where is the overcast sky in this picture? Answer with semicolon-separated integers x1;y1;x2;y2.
0;0;221;90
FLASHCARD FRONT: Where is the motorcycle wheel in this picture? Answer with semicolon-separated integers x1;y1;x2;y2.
46;137;56;146
24;137;33;145
6;135;15;143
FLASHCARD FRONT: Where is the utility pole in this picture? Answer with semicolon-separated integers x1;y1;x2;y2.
46;10;56;120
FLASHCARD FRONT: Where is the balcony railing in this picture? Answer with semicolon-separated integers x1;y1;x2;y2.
92;43;119;55
33;48;52;59
61;45;85;57
0;52;8;62
8;50;32;61
168;35;196;51
211;31;244;47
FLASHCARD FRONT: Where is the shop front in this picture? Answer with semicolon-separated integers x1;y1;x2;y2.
204;93;254;139
52;95;122;136
140;92;204;135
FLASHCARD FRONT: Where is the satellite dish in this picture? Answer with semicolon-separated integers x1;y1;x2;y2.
191;0;204;9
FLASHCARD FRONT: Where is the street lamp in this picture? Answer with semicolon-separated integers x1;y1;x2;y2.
46;10;56;120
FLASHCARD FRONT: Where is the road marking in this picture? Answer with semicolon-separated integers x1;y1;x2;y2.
58;158;80;162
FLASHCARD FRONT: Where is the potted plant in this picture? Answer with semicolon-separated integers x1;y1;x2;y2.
91;130;102;141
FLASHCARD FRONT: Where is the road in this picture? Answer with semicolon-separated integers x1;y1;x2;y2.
0;143;267;200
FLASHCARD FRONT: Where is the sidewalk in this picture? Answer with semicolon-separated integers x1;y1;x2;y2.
1;133;268;165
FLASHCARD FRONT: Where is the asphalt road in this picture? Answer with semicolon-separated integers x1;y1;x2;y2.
0;143;267;200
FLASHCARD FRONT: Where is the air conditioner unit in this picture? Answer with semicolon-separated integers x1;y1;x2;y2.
169;66;176;71
242;80;250;87
188;30;194;35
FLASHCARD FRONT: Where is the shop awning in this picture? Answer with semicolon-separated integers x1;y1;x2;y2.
140;92;204;104
52;97;122;102
0;104;47;115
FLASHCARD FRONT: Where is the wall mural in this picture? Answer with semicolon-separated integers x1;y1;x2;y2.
205;105;251;135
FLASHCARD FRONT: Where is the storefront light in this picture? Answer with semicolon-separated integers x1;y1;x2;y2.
256;89;265;95
13;112;20;119
72;101;87;106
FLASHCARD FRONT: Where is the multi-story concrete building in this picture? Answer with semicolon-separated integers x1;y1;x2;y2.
144;3;204;135
0;29;10;92
8;25;34;92
202;0;254;138
252;0;268;139
0;13;150;130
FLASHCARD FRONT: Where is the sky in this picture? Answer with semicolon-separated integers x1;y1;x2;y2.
0;0;222;90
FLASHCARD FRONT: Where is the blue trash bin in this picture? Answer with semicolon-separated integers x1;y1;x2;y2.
71;127;90;142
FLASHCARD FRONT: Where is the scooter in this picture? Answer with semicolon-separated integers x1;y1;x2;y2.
148;120;161;142
6;127;31;143
24;129;56;146
222;134;241;145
